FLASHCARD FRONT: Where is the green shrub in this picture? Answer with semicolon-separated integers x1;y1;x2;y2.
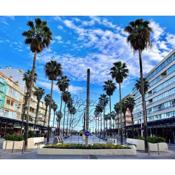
28;130;35;138
44;143;130;149
137;136;166;143
4;134;24;141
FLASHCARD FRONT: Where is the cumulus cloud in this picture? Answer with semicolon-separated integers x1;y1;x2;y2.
39;17;175;85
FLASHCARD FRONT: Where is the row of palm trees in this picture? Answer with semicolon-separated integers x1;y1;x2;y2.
94;19;152;152
22;18;77;147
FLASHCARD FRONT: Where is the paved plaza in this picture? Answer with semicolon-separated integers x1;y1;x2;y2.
0;135;175;159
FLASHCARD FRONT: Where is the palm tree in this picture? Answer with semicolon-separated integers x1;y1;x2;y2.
103;80;116;129
125;95;135;138
135;78;149;94
34;87;45;129
57;76;70;112
56;111;63;135
110;61;129;144
43;94;51;126
110;111;116;130
22;70;37;132
121;99;128;138
114;102;120;136
45;60;62;143
22;18;52;147
62;91;71;137
69;106;76;135
51;101;58;128
67;97;73;136
94;104;103;135
125;18;152;152
99;94;108;137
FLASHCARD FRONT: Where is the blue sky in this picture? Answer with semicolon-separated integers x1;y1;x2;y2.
1;16;175;130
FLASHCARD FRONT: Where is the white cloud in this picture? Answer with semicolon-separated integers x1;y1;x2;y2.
37;80;83;94
39;18;175;85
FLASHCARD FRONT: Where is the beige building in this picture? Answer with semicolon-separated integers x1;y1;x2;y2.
0;67;48;127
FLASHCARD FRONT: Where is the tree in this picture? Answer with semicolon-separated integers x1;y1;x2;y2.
34;87;45;129
99;94;108;137
110;61;128;144
94;104;103;135
103;80;116;129
66;97;73;136
125;95;135;138
120;99;128;138
22;18;52;148
22;70;37;132
44;94;51;126
57;75;70;112
125;18;152;152
56;111;63;135
45;60;62;143
62;91;71;137
114;102;120;134
51;100;58;128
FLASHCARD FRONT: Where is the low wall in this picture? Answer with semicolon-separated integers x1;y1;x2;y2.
3;137;45;150
126;138;168;152
37;148;136;156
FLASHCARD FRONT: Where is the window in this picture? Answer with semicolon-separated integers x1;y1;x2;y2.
6;99;11;105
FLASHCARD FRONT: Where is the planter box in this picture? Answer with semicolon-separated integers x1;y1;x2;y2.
3;137;45;150
3;140;24;150
37;147;136;156
126;138;168;152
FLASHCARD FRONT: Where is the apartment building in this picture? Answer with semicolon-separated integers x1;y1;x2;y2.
131;49;175;142
0;67;49;131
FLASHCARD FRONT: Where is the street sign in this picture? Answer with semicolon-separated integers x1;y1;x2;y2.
84;130;90;137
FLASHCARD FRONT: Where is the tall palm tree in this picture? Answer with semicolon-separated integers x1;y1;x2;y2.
110;111;116;130
51;101;58;128
22;18;52;147
69;105;76;135
34;87;45;129
67;97;73;136
56;111;63;135
103;80;116;129
45;60;62;143
125;95;135;138
94;104;103;135
110;61;129;144
99;94;108;137
121;99;128;138
22;70;37;132
114;102;120;135
57;76;70;112
43;94;51;126
125;18;152;152
62;91;71;137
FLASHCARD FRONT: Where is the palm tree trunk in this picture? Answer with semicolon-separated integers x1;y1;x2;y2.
131;112;134;138
109;96;112;129
66;112;69;136
43;106;48;127
34;100;40;129
63;103;66;137
58;93;63;135
139;49;148;153
124;113;126;138
119;83;123;144
52;111;56;128
24;50;37;149
47;80;53;143
103;110;105;138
